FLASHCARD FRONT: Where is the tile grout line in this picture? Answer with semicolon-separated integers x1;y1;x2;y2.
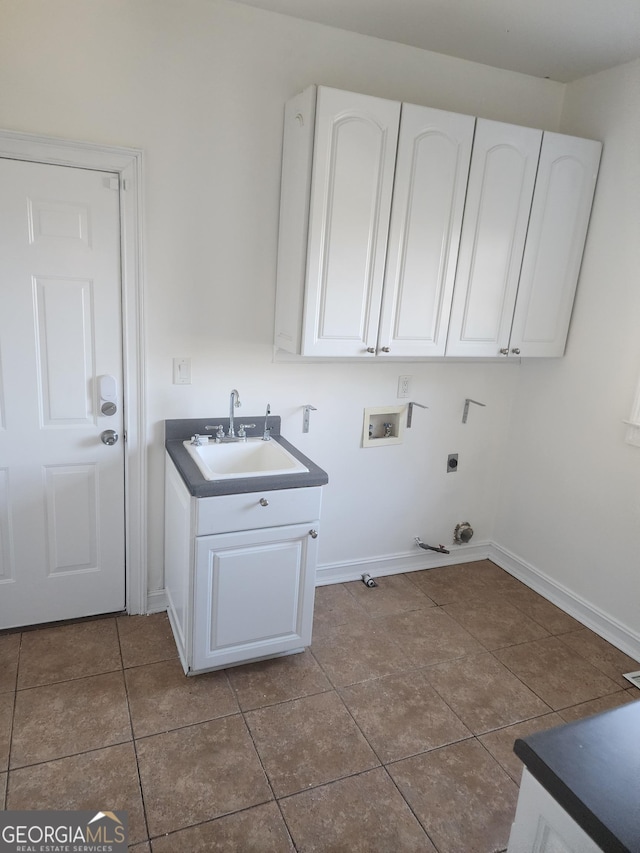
116;616;152;848
5;575;636;848
231;672;300;853
327;675;443;850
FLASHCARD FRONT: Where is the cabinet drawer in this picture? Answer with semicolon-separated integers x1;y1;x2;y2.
195;486;322;536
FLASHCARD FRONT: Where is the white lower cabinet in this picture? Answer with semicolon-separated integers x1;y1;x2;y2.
164;455;321;674
193;523;318;671
508;769;604;853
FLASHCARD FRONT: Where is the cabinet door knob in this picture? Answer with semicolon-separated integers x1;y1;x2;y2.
381;346;390;353
259;498;269;507
365;347;375;353
309;529;318;539
499;348;509;355
511;347;521;355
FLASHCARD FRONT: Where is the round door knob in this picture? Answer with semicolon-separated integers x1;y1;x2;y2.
511;347;521;355
259;498;269;507
381;346;390;353
366;347;375;353
499;348;509;355
100;429;118;446
309;529;318;539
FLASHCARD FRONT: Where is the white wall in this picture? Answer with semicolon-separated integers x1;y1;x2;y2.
0;0;566;593
495;58;640;645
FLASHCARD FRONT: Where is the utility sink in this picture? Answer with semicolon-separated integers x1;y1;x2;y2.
183;437;309;481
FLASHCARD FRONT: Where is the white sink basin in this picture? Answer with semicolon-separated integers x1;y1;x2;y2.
183;437;309;481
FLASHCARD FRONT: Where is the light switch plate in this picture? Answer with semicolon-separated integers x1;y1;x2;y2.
173;357;191;385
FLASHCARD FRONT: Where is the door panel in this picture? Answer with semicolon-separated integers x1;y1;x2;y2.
301;86;400;356
44;464;98;575
510;133;602;356
0;157;125;628
35;276;95;424
193;523;318;671
447;119;543;356
379;104;474;356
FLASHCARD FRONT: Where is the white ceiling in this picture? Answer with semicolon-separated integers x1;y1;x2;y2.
233;0;640;82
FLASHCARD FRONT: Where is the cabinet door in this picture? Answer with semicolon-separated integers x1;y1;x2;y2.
509;133;601;357
301;87;400;357
377;105;474;357
193;523;318;671
447;120;543;357
507;769;604;852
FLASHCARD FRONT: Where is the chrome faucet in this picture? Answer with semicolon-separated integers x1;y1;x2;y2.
263;403;271;441
228;389;241;438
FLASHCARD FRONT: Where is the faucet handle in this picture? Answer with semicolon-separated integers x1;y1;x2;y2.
237;423;256;439
205;424;225;441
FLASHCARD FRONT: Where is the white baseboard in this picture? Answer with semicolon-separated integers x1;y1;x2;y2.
148;541;640;663
490;543;640;662
146;588;168;614
315;541;492;586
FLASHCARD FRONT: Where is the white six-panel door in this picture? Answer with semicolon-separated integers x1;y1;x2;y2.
0;157;125;629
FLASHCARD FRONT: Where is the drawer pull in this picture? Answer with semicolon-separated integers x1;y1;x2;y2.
309;529;318;539
259;498;269;507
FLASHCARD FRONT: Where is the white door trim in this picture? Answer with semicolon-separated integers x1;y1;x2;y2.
0;128;147;616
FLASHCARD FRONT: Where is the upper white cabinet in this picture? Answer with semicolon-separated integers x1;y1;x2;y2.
446;119;543;357
275;86;475;358
276;86;400;357
447;122;601;357
509;132;602;357
274;85;601;360
379;105;475;357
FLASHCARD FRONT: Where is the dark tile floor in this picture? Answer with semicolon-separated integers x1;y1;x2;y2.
1;560;638;851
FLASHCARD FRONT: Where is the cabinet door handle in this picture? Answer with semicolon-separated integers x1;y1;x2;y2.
259;498;269;507
365;347;375;353
381;346;390;353
499;348;509;355
309;529;318;539
511;347;521;355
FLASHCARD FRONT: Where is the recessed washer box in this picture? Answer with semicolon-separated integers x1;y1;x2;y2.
363;406;405;447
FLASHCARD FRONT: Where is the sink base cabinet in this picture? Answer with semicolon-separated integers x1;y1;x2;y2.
164;455;321;674
193;524;317;671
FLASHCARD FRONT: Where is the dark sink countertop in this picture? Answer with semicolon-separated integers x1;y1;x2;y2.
514;698;640;853
165;417;329;497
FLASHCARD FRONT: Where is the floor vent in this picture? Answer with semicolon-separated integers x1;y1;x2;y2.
623;670;640;689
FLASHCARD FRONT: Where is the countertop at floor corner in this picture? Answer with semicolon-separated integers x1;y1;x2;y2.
164;416;329;497
514;697;640;853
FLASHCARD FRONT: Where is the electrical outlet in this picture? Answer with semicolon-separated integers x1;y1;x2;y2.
447;453;458;473
397;375;412;398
